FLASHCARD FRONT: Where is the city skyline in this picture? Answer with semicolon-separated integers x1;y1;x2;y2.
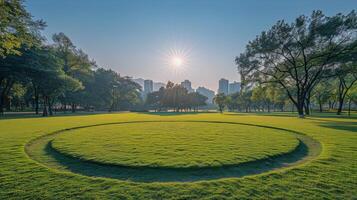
135;77;239;95
24;0;356;91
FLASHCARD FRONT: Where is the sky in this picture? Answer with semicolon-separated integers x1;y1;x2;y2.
25;0;356;91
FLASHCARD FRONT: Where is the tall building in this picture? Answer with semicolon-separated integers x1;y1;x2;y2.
196;87;215;104
153;82;165;91
218;78;229;95
181;80;194;93
229;81;241;94
144;79;153;94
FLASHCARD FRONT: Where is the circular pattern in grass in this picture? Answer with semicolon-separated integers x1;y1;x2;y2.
51;121;299;168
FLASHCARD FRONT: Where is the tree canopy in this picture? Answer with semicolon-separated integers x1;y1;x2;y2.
236;10;357;117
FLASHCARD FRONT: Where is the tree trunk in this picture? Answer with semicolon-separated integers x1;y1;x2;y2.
304;102;310;115
319;101;323;112
336;79;347;115
0;95;4;115
71;103;76;113
304;95;311;115
297;106;304;118
331;101;336;109
348;99;351;116
337;77;357;115
296;100;305;118
337;89;345;115
48;97;53;116
42;96;48;117
35;90;39;115
63;102;67;113
337;99;344;115
0;79;14;115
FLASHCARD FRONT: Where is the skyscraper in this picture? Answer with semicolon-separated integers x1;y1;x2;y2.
196;87;215;104
218;78;229;94
229;81;241;94
144;79;153;94
181;80;194;93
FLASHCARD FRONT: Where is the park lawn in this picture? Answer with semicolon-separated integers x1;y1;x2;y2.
51;122;299;168
0;112;356;199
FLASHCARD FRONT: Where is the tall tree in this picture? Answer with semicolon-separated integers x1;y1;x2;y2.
52;32;95;112
84;68;141;112
0;0;45;114
236;10;357;117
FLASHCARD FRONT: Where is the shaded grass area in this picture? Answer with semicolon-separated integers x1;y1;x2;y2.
26;121;320;182
319;121;357;133
1;113;356;199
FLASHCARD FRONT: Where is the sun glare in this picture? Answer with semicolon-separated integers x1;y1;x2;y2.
161;45;192;74
172;56;183;67
159;41;193;76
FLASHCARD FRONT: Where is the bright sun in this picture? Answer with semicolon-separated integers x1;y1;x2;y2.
172;56;183;67
161;44;192;73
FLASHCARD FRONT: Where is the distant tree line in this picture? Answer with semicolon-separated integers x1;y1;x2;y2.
232;10;357;117
215;80;357;116
145;81;207;112
0;0;141;116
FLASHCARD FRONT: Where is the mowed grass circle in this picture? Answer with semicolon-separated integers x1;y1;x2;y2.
51;121;300;168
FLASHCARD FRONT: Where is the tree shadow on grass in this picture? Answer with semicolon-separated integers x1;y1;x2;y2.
43;140;310;182
27;121;321;183
226;111;357;120
318;121;357;133
225;112;297;118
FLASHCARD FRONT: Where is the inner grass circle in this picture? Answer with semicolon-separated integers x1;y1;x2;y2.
51;121;300;168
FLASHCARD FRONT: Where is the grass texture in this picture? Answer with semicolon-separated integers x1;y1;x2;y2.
0;112;356;199
51;122;299;168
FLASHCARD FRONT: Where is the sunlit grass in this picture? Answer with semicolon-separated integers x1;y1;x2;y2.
51;122;299;168
0;112;356;199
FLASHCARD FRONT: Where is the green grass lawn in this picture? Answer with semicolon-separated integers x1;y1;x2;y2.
0;112;356;199
51;122;299;168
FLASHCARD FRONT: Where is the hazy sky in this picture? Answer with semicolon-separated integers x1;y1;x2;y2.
26;0;356;91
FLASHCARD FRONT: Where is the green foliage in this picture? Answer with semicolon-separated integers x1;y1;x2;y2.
145;82;207;111
82;68;141;111
236;10;357;116
0;0;45;57
213;93;226;112
251;85;271;112
1;30;140;114
347;85;357;104
312;81;334;112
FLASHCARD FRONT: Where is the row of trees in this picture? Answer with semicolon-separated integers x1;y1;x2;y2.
214;80;357;115
235;10;357;117
145;81;207;112
0;0;141;116
213;83;288;113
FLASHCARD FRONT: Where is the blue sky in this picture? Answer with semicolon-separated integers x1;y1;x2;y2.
26;0;356;91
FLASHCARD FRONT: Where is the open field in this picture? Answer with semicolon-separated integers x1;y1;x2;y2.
51;122;299;168
0;112;356;199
